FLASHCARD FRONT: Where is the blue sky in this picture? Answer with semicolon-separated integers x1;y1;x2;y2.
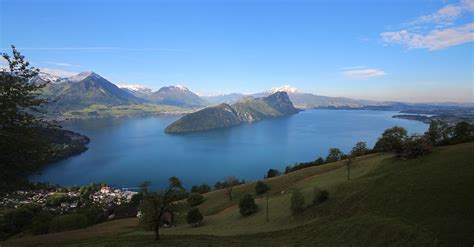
1;0;473;102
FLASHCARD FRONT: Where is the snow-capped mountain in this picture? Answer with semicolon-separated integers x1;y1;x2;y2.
118;84;153;98
264;85;299;94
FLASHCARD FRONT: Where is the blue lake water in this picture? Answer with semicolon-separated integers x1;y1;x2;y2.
31;109;428;190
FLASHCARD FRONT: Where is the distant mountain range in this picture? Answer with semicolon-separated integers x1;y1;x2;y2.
36;71;473;118
165;92;300;133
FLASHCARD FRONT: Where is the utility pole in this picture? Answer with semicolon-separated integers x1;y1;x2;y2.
266;191;269;222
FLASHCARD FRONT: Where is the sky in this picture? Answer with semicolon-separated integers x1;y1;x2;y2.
1;0;473;102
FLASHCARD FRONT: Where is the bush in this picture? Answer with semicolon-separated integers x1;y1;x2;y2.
3;207;34;233
313;188;329;204
291;189;305;215
255;181;270;195
45;193;70;206
191;184;211;194
77;207;106;225
49;214;89;233
186;207;203;227
266;169;281;178
187;193;204;206
31;210;53;235
239;194;258;216
402;135;433;159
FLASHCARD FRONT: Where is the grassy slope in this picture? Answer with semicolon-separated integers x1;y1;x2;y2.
5;143;474;246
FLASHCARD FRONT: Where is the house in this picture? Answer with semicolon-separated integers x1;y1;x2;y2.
100;186;111;194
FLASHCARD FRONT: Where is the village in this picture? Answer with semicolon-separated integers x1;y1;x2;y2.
0;184;139;215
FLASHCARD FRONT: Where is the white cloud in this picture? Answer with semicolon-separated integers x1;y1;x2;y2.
343;67;386;79
39;68;78;77
382;22;474;50
45;61;76;67
382;0;474;50
411;0;474;26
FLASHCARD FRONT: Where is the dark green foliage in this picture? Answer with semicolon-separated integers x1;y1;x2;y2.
2;207;34;234
77;207;106;225
374;126;408;154
191;184;211;194
139;177;186;240
45;193;71;206
425;120;451;145
255;181;270;195
187;193;205;206
31;210;53;235
49;214;89;233
326;148;344;162
266;169;281;178
290;189;305;215
0;46;55;190
139;181;151;194
452;121;474;144
129;193;143;207
284;156;326;174
186;207;204;227
313;188;329;204
351;142;369;157
401;135;433;159
239;194;258;216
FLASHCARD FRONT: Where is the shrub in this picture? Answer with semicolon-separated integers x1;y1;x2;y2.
402;135;433;159
187;193;204;206
266;169;281;178
45;193;70;206
77;207;106;225
191;184;211;194
290;189;305;215
239;194;257;216
313;188;329;204
3;207;34;233
31;210;53;235
49;214;89;233
255;181;270;195
186;207;203;227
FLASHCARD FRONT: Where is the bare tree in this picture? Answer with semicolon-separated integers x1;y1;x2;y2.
224;176;240;201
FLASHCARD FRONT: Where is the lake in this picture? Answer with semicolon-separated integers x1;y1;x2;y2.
31;109;428;190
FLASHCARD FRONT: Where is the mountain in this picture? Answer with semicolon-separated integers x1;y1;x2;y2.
165;92;299;133
118;84;153;99
201;93;245;105
45;72;144;111
201;85;380;109
149;85;207;108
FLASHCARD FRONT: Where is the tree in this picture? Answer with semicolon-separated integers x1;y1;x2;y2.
326;148;344;162
401;134;433;159
266;169;281;178
373;126;408;155
139;177;185;241
425;120;451;145
290;189;305;215
351;142;369;157
0;46;56;189
224;176;240;201
239;193;258;216
186;207;203;227
187;193;204;206
452;121;474;144
255;181;270;195
139;181;151;194
191;184;211;194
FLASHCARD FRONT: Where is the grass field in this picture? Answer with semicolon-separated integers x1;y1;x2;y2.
4;142;474;246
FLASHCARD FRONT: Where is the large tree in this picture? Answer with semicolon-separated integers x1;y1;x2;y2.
373;126;408;155
139;177;186;240
326;148;344;163
0;46;56;189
